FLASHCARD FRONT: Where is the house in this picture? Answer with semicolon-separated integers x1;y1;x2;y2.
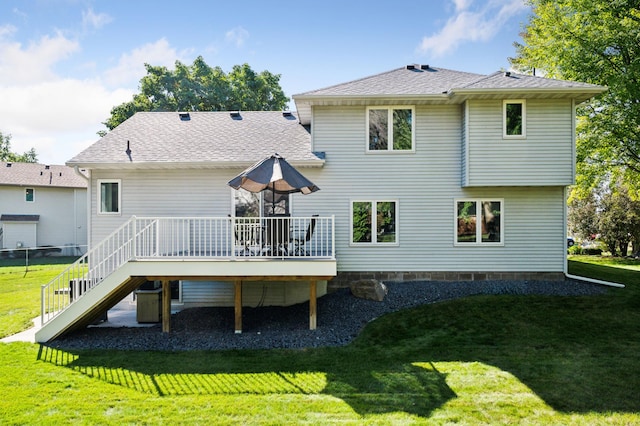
35;65;605;342
0;162;87;256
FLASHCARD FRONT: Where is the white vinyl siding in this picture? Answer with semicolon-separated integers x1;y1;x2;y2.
464;99;575;186
0;186;87;249
180;280;327;308
89;168;324;247
311;105;566;273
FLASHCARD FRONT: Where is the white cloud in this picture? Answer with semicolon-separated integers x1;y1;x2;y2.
417;0;527;57
102;38;184;87
0;30;79;85
82;8;113;31
225;26;249;47
452;0;474;11
0;24;17;37
0;80;133;163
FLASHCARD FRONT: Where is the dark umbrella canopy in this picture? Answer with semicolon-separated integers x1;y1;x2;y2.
227;153;320;195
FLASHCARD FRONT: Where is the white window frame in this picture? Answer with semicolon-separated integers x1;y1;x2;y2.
350;199;399;246
230;188;293;217
366;106;416;153
25;188;35;203
503;99;526;139
97;179;121;215
454;198;504;246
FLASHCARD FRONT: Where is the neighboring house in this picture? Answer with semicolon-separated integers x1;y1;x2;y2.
0;162;87;254
35;65;605;342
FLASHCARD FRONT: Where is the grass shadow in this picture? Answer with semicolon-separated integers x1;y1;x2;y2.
37;344;456;418
355;289;640;413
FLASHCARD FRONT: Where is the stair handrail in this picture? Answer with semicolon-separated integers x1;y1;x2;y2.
40;216;143;325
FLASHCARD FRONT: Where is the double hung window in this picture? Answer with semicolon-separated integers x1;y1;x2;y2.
351;200;398;244
456;200;503;245
367;107;414;151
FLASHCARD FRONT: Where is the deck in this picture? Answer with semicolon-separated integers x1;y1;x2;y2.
36;216;336;342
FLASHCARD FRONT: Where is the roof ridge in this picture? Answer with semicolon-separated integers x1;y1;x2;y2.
454;71;502;90
293;67;407;96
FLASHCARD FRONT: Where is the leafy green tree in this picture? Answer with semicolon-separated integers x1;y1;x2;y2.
569;181;640;255
598;184;640;256
0;131;37;163
511;0;640;195
103;57;288;130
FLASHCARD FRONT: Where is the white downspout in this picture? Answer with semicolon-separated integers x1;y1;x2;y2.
74;166;90;254
564;102;624;289
565;273;625;288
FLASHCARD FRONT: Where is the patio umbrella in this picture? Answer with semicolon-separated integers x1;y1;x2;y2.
227;153;320;196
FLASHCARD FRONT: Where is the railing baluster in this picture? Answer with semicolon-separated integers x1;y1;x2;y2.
41;215;335;326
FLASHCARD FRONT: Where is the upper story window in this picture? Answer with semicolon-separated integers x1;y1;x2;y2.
25;188;34;202
351;200;398;245
98;179;121;215
367;106;415;152
503;100;526;138
455;199;503;245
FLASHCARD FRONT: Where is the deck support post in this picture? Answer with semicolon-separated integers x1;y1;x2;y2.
234;280;242;334
309;279;317;330
162;279;171;333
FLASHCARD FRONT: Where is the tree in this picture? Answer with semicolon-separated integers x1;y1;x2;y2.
569;181;640;256
511;0;640;195
103;57;289;130
0;131;38;163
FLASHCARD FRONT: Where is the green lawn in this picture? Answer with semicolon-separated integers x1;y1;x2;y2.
0;256;638;424
0;257;78;338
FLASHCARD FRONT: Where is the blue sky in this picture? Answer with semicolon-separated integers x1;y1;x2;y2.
0;0;531;164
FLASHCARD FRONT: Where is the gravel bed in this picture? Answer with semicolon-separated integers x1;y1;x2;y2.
46;279;607;352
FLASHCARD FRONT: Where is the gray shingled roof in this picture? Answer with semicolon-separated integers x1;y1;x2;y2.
68;111;320;168
294;66;604;97
293;65;606;124
0;162;87;188
295;66;485;97
458;71;602;90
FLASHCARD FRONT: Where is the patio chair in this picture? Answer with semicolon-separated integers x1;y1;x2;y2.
265;214;290;256
291;215;318;256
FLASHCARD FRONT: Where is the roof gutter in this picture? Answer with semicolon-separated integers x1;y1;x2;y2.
73;165;89;181
67;159;326;170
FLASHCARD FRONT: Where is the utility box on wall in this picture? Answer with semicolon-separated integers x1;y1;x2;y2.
136;289;162;323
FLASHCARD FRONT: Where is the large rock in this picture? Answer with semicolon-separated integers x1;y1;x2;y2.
350;279;388;302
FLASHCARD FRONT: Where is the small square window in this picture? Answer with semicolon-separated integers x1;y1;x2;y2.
25;188;34;202
98;180;121;215
504;100;526;138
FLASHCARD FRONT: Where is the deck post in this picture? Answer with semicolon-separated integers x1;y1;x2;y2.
309;279;317;330
234;280;242;334
162;279;171;333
